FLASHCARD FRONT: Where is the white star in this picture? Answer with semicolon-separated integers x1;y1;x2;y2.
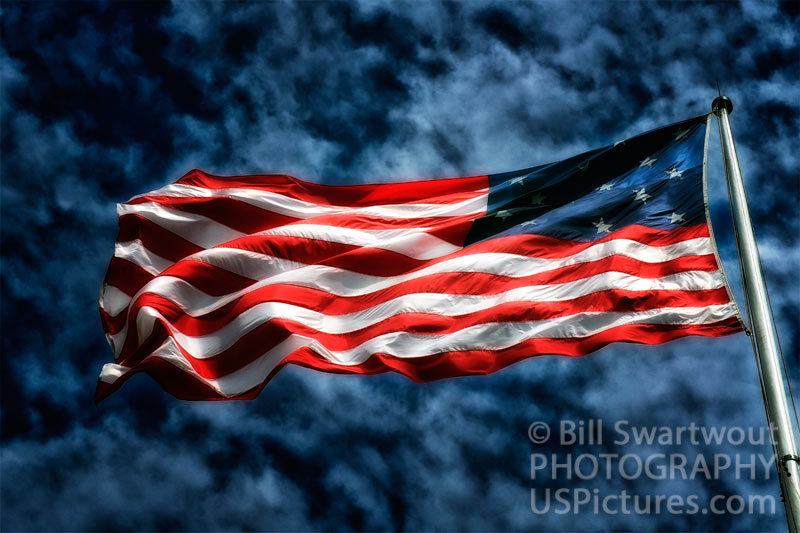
495;210;513;221
511;176;526;186
639;156;657;168
614;140;626;147
673;129;690;141
593;218;612;234
597;183;613;191
669;212;685;224
664;167;685;180
633;187;651;203
519;219;538;228
530;193;545;205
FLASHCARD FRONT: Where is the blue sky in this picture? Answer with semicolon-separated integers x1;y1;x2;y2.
1;1;798;531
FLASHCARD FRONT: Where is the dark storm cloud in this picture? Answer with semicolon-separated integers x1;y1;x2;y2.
1;1;798;531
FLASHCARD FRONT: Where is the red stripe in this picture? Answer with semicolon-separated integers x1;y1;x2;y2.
128;195;298;234
100;307;124;335
482;223;711;258
118;288;733;378
285;318;743;382
117;214;203;262
102;252;718;337
162;259;256;297
218;234;425;276
95;318;743;403
206;223;711;279
113;214;708;290
103;257;154;297
113;317;167;367
116;253;721;337
126;196;479;246
95;358;228;403
173;168;489;207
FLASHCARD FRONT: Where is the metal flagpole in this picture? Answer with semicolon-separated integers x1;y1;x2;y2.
712;95;800;531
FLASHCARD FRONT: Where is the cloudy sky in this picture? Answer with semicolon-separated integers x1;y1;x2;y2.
1;1;798;531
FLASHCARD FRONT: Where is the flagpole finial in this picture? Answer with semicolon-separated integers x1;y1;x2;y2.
712;95;733;116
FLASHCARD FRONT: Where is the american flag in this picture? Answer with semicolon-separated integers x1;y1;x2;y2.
97;115;743;402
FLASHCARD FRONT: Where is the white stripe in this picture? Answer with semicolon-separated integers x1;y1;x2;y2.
128;270;727;359
117;202;246;248
118;202;463;261
110;236;717;319
100;335;312;397
257;224;461;260
101;304;738;397
132;183;489;219
189;248;303;281
114;240;173;276
100;284;132;316
199;235;716;290
98;363;128;384
313;304;739;365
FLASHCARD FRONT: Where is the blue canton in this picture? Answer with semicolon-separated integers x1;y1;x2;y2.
465;115;708;244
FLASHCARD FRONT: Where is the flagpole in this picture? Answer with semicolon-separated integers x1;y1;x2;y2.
713;95;800;531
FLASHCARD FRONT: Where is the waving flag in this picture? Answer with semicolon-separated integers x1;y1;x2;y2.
97;114;743;402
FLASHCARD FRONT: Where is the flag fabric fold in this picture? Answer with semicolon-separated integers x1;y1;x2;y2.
97;114;743;402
